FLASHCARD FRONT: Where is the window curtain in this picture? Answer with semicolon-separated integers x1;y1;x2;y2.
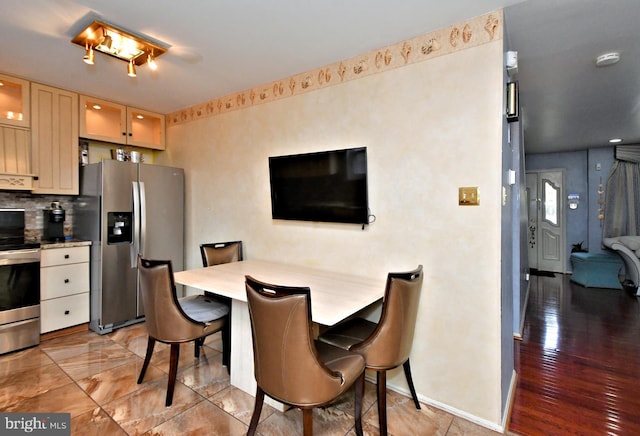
603;159;640;237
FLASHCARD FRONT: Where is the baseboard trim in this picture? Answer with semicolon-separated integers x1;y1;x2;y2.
41;323;89;342
503;369;518;431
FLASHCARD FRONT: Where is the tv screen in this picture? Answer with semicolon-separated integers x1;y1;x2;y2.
269;147;369;225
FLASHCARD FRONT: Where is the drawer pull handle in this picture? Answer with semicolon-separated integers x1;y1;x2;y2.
64;254;70;259
64;279;70;283
64;310;70;315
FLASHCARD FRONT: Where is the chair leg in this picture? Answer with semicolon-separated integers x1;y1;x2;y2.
166;343;180;407
377;370;388;436
194;337;204;358
247;386;265;435
302;408;313;436
137;337;156;384
222;316;231;375
403;358;421;410
354;371;365;436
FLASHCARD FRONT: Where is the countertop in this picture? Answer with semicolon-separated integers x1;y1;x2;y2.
40;239;92;249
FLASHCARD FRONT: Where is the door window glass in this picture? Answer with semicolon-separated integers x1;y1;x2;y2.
543;179;558;225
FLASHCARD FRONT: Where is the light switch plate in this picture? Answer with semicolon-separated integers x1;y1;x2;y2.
459;187;480;206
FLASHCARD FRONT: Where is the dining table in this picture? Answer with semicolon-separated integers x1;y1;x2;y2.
173;259;386;406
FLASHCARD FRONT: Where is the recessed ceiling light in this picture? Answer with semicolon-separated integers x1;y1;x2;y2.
609;138;623;143
595;52;620;67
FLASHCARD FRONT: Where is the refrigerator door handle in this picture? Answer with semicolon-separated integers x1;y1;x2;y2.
139;181;147;257
131;181;140;268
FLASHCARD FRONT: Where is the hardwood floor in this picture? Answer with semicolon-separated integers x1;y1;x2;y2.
509;273;640;435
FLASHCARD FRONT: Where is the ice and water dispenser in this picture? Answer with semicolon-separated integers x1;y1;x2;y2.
107;212;132;244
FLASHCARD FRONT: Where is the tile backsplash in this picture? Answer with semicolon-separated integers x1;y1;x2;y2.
0;192;75;240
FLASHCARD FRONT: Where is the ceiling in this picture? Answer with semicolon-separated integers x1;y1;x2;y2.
1;0;637;155
504;0;640;154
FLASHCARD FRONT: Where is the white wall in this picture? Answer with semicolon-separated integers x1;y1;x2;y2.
164;33;506;427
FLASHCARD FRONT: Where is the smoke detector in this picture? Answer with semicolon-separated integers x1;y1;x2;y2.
595;52;620;67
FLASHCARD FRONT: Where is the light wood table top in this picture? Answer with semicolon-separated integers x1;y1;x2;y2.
174;259;385;326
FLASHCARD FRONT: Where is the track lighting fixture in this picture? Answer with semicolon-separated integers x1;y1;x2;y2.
72;19;168;77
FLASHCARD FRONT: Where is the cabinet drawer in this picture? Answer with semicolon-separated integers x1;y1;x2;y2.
41;263;89;299
41;246;89;267
40;293;89;333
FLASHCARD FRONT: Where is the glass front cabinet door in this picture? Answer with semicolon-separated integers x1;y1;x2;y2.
79;95;165;150
79;96;127;144
0;74;30;128
127;107;165;150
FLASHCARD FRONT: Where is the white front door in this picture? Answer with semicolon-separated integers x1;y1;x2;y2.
526;169;566;273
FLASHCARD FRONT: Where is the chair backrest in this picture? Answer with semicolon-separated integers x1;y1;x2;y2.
200;241;243;267
353;265;424;369
138;257;205;342
245;275;344;405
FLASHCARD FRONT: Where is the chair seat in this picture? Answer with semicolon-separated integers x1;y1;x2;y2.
320;317;376;350
315;340;366;383
179;294;230;322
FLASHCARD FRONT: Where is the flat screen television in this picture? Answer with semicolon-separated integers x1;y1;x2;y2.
269;147;369;225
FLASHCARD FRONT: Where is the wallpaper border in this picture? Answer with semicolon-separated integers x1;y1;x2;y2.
167;10;503;126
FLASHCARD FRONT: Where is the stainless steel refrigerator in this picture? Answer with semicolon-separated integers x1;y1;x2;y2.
74;159;184;334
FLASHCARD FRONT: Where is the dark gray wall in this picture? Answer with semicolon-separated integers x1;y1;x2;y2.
525;147;615;270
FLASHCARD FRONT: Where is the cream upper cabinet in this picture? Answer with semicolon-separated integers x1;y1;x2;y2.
0;126;33;190
79;95;165;150
31;83;79;195
0;73;30;129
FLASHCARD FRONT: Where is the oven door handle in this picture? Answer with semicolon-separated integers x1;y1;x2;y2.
0;249;40;265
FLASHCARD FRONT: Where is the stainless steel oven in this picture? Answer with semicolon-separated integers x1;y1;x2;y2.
0;209;41;355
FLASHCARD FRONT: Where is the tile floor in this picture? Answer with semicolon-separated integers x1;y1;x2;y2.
1;324;500;435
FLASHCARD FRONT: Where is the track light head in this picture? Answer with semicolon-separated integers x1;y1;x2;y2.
127;59;137;77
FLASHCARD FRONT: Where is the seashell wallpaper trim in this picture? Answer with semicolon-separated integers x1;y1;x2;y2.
167;10;502;126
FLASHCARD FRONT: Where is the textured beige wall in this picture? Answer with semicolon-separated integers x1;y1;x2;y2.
165;38;504;426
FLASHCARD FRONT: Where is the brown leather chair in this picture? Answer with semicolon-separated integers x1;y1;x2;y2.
137;257;229;406
199;241;243;266
319;265;424;436
198;241;243;372
245;275;366;436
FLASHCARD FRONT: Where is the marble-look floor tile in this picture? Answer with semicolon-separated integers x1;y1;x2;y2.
39;330;115;361
254;404;359;436
178;351;230;398
446;417;502;435
71;406;128;436
55;342;140;380
143;399;248;435
148;340;219;375
363;389;455;435
202;330;224;353
208;386;277;427
123;334;169;358
102;377;204;435
109;323;148;346
4;382;97;418
0;347;54;378
0;361;73;409
77;360;165;405
332;380;379;417
1;323;503;435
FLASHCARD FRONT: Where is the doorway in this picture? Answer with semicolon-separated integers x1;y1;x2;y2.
526;169;566;273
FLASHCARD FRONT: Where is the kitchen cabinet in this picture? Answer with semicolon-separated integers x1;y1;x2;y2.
0;126;33;190
0;73;30;129
31;83;79;195
79;95;165;150
40;245;90;334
